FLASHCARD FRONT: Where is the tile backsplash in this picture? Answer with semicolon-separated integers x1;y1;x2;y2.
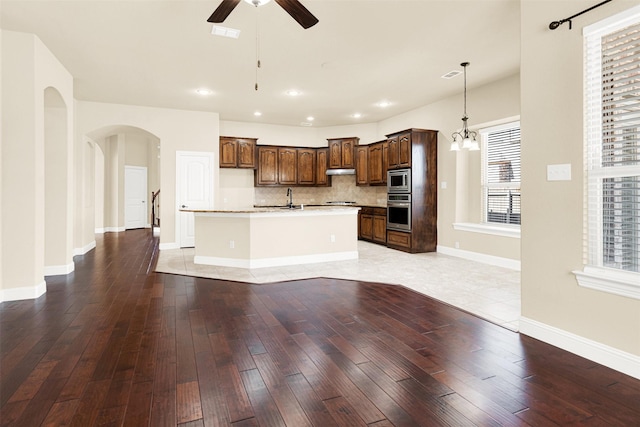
254;175;387;206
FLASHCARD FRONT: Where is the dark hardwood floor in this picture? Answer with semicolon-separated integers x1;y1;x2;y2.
1;230;639;426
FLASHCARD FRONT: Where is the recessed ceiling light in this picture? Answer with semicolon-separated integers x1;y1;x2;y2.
352;113;362;119
254;111;262;116
211;25;241;39
243;0;271;5
195;88;213;96
376;100;391;108
306;116;314;121
286;89;301;97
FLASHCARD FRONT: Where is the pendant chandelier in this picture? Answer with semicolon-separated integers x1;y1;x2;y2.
450;62;479;151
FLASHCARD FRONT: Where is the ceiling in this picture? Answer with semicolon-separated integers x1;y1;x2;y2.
1;0;520;127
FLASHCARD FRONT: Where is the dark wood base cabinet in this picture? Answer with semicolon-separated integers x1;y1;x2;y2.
358;207;386;245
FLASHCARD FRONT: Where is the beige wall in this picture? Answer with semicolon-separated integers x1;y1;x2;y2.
1;30;74;300
76;101;219;248
520;0;640;358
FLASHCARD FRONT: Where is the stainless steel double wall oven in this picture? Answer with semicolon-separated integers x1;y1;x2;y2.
387;168;412;231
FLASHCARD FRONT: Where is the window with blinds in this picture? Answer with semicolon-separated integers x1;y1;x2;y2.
481;122;521;225
585;15;640;274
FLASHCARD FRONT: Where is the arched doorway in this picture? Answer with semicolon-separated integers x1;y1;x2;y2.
44;87;73;275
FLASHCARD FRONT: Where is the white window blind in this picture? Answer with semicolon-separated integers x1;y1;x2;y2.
584;14;640;274
481;122;521;225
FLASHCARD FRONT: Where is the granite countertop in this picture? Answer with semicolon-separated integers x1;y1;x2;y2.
181;205;361;214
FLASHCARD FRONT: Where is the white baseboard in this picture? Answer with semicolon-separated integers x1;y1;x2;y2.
0;280;46;303
437;245;520;271
520;316;640;380
74;240;96;256
44;262;75;276
195;250;359;269
159;242;180;250
95;227;105;234
104;226;125;233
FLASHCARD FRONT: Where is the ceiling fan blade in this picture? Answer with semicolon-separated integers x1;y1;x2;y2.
274;0;319;29
207;0;241;23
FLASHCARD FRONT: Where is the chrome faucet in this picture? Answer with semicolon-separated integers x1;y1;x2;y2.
286;187;293;208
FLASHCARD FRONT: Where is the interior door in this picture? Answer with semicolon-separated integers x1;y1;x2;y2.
124;166;147;229
177;151;214;248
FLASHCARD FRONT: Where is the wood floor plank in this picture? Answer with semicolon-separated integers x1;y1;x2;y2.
1;230;639;426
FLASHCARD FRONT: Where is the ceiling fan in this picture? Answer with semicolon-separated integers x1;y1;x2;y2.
207;0;319;29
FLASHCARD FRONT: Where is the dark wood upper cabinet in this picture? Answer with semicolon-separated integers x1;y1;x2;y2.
297;148;316;185
355;145;368;186
220;136;257;168
278;147;297;185
387;132;411;169
315;148;330;187
256;146;278;186
327;137;359;169
367;140;388;185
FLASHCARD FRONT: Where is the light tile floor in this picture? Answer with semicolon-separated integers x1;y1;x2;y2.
155;241;521;331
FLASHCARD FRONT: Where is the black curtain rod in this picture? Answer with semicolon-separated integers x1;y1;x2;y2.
549;0;613;30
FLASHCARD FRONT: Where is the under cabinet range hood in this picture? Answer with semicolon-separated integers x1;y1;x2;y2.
326;168;356;175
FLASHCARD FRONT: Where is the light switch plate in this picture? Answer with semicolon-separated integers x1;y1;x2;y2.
547;164;572;181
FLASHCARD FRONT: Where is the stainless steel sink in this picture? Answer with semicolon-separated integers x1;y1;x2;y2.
279;205;302;210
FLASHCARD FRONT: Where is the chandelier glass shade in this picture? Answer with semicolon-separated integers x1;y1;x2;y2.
451;62;479;151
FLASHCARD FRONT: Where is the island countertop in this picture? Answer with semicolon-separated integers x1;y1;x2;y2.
181;205;361;215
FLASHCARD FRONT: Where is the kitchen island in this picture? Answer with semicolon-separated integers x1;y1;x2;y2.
184;206;360;269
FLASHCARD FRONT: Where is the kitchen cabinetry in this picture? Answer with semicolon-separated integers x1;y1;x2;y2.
358;206;387;244
278;147;297;185
387;131;411;169
220;137;257;168
328;137;358;169
367;140;388;185
385;128;438;253
315;148;330;187
256;146;278;185
297;148;316;185
355;145;368;185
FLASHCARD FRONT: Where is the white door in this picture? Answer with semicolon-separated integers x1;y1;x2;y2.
177;151;214;247
124;166;147;229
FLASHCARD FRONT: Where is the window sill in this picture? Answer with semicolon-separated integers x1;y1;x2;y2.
573;267;640;300
453;222;521;238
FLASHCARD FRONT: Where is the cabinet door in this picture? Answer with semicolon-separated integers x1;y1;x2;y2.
360;214;373;240
256;146;278;185
373;215;387;243
382;142;389;183
368;143;383;184
237;138;256;168
387;136;399;168
398;132;411;167
219;137;237;168
328;139;342;169
278;147;297;185
316;148;329;186
341;139;356;168
355;146;368;185
297;148;316;185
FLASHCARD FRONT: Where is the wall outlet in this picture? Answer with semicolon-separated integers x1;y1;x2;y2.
441;181;447;189
330;234;336;243
229;240;235;249
455;241;460;249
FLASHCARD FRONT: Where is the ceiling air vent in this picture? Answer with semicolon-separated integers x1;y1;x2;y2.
441;70;462;79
